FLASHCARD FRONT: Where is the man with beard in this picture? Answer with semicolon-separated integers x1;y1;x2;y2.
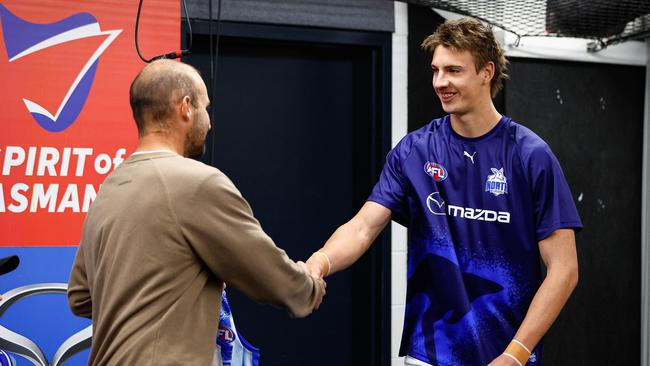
68;60;325;365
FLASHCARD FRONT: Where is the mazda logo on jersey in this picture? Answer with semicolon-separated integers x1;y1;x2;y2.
424;192;511;223
0;4;121;132
447;204;511;223
426;192;446;215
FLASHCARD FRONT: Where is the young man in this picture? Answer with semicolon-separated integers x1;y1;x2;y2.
68;60;325;365
307;18;581;366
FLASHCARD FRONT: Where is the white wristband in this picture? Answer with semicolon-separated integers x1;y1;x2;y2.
312;251;331;276
502;352;523;366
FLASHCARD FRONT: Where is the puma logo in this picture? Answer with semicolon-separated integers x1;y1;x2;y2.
463;151;476;164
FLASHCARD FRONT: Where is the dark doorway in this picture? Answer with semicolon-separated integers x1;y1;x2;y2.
184;22;391;366
505;59;644;365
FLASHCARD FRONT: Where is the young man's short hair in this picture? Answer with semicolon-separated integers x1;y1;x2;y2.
421;17;508;98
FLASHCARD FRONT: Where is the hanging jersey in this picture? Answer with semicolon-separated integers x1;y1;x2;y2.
369;115;582;366
215;291;260;366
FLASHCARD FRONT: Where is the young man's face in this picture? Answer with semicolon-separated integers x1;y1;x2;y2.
431;45;490;116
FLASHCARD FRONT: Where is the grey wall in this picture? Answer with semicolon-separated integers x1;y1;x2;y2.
186;0;394;32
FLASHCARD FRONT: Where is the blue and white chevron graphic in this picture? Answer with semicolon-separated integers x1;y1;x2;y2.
0;4;121;132
0;283;92;366
0;349;15;366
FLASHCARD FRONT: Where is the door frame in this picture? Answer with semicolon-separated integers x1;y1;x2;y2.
182;19;393;365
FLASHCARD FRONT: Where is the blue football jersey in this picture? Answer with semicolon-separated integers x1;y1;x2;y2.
369;115;582;366
215;291;260;366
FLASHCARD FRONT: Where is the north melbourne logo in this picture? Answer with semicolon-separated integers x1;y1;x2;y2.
485;167;508;196
0;4;121;132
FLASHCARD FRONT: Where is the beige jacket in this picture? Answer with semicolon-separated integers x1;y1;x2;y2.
68;151;323;365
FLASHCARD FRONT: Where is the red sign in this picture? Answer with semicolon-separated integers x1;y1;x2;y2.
0;0;180;246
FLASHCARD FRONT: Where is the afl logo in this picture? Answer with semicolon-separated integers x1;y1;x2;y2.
218;326;235;343
424;161;448;182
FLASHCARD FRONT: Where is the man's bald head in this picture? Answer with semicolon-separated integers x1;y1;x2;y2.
129;60;203;136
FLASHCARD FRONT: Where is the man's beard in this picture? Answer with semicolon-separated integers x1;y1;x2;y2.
187;143;206;159
184;121;207;159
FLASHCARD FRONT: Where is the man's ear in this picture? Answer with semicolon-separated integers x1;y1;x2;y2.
179;95;192;121
482;61;495;84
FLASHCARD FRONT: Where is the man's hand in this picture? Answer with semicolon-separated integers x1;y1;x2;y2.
305;256;325;279
313;276;326;309
298;261;326;310
487;354;519;366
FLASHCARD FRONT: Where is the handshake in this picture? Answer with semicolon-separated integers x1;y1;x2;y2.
297;251;332;311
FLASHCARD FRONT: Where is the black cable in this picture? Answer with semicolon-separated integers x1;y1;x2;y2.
209;0;222;165
182;0;192;53
135;0;193;63
209;0;214;88
213;0;223;86
134;0;148;62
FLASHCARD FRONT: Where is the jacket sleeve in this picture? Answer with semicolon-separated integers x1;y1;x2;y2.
67;244;93;318
177;171;323;318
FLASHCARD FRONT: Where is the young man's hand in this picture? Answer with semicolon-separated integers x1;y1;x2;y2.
305;256;325;279
487;354;520;366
